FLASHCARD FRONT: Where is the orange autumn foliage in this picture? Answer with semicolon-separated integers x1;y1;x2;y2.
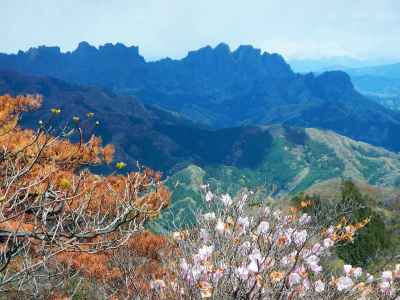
56;251;122;280
54;230;174;298
0;94;170;296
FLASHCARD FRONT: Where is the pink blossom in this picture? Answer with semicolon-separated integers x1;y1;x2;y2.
299;213;312;225
382;271;393;281
256;221;270;235
280;255;291;266
305;254;319;266
249;248;263;263
343;264;352;275
174;191;400;298
379;281;391;293
314;280;325;293
237;216;250;232
395;264;400;278
215;219;225;234
190;264;205;282
200;184;209;190
195;245;214;262
302;248;311;258
202;212;216;221
213;268;224;283
221;194;232;206
310;263;322;273
302;278;311;290
236;265;249;280
241;194;248;203
293;230;308;246
247;260;259;273
246;248;263;273
305;254;322;273
180;258;190;273
263;256;275;269
288;272;302;286
353;267;362;279
337;276;354;291
323;237;334;248
238;194;248;209
263;207;271;215
239;241;251;254
283;227;295;245
311;242;322;255
205;191;214;202
326;226;335;236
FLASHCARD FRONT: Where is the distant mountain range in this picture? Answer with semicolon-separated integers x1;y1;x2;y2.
290;58;400;111
289;57;380;73
347;63;400;79
345;63;400;104
2;42;400;153
289;57;399;74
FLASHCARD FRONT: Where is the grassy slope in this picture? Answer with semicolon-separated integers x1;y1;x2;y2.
149;127;400;232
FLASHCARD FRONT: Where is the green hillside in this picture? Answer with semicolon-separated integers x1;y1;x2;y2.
149;126;400;232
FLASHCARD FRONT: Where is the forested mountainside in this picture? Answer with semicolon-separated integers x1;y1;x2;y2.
0;71;274;173
3;70;400;197
2;43;400;152
150;126;400;231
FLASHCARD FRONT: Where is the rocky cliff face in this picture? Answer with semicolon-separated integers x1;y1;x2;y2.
2;43;400;151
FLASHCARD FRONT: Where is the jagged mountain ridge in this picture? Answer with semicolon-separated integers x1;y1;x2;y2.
2;42;400;152
0;42;292;90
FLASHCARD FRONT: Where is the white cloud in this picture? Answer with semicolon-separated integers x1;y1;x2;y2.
0;0;399;60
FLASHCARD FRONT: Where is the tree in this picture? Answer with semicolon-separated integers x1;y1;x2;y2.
292;181;390;267
0;94;170;296
336;181;389;267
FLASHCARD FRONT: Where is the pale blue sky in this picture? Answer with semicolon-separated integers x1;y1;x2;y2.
1;0;400;61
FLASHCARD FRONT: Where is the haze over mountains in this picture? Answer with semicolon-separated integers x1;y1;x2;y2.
345;63;400;110
2;42;400;153
290;57;400;112
289;57;393;74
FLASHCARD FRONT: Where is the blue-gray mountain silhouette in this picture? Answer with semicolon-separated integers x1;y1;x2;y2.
1;42;400;151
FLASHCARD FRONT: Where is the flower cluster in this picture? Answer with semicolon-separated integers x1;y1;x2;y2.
151;190;399;299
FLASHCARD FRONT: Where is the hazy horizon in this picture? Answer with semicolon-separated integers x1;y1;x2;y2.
1;0;400;62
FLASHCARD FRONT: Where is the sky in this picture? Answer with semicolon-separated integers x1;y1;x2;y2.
1;0;400;61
